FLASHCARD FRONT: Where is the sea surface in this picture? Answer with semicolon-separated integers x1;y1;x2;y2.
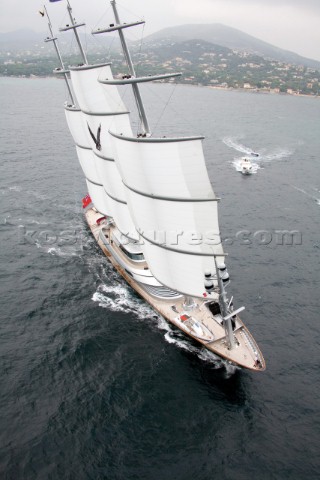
0;77;319;480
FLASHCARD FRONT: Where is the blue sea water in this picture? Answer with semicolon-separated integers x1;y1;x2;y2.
0;77;320;479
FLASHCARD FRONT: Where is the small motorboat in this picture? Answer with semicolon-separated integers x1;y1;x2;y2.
240;157;253;175
250;152;259;157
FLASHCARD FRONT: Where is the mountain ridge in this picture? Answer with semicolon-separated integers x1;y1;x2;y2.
1;25;319;70
144;23;320;70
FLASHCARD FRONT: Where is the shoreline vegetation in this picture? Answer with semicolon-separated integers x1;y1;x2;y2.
1;38;320;98
1;74;318;99
1;27;320;98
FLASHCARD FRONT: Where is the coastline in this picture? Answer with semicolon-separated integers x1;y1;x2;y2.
1;74;319;98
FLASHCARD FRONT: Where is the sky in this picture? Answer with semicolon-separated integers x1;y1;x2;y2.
0;0;320;61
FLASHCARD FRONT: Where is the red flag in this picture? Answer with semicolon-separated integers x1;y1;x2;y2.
82;194;92;209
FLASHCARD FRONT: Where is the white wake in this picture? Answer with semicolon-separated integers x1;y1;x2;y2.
223;136;294;174
290;184;320;206
92;281;239;373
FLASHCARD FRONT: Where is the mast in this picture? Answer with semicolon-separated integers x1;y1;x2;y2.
92;0;181;135
67;1;87;64
43;5;75;105
59;0;88;65
110;0;150;135
213;256;236;350
221;285;236;351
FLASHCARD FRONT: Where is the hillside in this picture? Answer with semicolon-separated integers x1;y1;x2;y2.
0;28;116;56
1;28;319;96
130;39;320;95
144;24;320;70
1;25;320;70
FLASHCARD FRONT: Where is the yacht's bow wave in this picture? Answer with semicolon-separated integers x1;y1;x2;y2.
92;283;155;318
92;282;238;372
164;327;239;373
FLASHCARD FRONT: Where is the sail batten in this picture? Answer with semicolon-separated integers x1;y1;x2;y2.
99;73;182;85
124;190;223;255
59;23;86;32
138;231;224;257
104;188;127;205
69;63;111;71
87;178;103;187
123;180;220;202
82;110;129;117
110;131;205;143
92;20;145;34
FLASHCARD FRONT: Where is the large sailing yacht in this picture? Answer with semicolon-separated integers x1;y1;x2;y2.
43;0;265;371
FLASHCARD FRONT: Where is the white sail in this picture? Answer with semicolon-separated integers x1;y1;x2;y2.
110;134;224;297
84;112;132;159
125;191;222;250
111;134;214;199
69;63;128;114
125;189;223;297
75;146;134;237
76;146;112;216
108;200;139;240
64;106;91;148
75;146;100;184
65;18;224;296
94;152;126;201
85;180;111;217
93;152;138;240
66;65;137;237
65;109;115;216
141;243;221;298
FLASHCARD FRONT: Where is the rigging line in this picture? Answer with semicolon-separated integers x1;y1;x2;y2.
139;23;146;55
106;36;117;58
92;4;112;32
143;82;198;134
89;68;128;114
57;8;68;33
135;22;146;76
119;84;131;105
118;1;145;23
50;9;68;56
153;83;177;133
110;1;145;46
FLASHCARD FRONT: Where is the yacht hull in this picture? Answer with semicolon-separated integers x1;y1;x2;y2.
85;207;266;372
